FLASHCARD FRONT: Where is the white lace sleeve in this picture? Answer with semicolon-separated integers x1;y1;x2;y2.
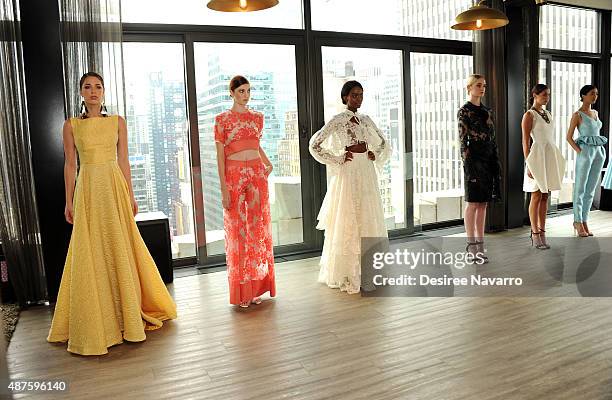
365;116;391;168
309;117;346;165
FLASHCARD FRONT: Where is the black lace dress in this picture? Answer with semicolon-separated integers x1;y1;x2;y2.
457;101;501;202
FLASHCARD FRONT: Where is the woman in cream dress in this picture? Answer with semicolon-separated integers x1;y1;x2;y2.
309;81;391;294
522;84;565;249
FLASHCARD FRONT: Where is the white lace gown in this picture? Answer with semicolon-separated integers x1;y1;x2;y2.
309;110;391;294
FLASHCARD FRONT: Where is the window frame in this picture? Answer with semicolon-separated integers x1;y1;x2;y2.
122;2;476;268
538;3;611;209
117;1;612;269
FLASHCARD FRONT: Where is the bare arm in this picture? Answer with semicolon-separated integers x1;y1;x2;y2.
216;142;226;188
117;116;134;197
566;112;582;153
117;116;138;215
521;111;533;160
215;142;232;210
63;120;77;223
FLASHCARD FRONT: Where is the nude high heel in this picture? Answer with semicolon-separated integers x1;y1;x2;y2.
573;222;588;238
583;221;594;236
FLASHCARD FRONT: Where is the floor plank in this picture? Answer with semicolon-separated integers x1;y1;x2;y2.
6;211;612;399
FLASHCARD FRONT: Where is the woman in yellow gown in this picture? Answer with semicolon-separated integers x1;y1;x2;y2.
47;72;177;355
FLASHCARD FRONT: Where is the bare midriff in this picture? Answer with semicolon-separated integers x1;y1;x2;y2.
226;149;261;161
345;141;368;153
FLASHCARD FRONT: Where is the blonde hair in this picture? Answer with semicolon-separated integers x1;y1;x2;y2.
466;74;485;94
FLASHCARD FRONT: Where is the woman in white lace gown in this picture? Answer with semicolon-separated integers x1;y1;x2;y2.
309;81;391;294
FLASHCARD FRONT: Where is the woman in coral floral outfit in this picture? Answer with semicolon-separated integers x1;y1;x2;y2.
215;75;276;308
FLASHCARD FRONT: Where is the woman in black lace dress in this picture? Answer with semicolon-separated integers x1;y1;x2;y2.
458;74;501;261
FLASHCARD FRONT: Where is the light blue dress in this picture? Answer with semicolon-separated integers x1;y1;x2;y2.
573;111;607;222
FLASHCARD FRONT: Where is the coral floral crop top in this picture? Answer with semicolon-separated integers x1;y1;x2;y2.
214;109;264;156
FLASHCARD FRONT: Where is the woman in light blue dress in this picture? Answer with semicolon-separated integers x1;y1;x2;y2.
566;85;609;237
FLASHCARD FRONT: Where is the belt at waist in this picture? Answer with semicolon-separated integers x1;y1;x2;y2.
575;135;608;146
80;159;117;166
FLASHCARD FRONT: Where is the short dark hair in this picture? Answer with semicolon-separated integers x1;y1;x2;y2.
79;71;104;89
531;83;548;105
341;80;363;105
579;84;597;102
229;75;250;92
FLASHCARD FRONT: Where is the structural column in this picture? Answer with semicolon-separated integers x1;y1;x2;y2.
19;0;69;301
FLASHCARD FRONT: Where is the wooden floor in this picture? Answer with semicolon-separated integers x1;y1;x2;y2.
6;211;612;399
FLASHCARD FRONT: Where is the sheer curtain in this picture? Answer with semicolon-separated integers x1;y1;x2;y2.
0;1;47;305
59;0;124;117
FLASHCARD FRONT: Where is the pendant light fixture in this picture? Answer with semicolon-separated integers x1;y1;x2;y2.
206;0;278;12
451;0;509;31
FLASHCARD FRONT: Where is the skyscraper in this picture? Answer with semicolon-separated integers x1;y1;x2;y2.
147;72;188;237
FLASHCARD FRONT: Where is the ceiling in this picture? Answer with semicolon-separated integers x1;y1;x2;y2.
540;0;612;11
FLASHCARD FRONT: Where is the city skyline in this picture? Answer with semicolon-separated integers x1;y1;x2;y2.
120;3;603;258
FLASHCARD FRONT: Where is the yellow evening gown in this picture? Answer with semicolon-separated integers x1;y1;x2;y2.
47;115;177;355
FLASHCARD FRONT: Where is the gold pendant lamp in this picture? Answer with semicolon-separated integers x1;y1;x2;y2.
206;0;279;12
451;0;509;31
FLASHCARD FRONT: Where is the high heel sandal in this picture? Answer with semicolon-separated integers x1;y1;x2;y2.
252;297;262;305
573;222;588;238
475;241;489;262
530;231;548;249
466;241;488;264
583;222;594;236
538;228;551;249
239;301;250;308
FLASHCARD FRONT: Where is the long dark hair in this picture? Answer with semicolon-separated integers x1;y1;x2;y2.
340;80;363;105
79;71;104;89
79;72;107;119
579;84;597;102
530;83;548;106
229;75;250;92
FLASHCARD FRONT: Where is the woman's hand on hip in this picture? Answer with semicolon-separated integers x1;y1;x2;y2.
264;164;273;177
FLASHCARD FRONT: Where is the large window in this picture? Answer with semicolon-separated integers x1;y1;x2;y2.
321;47;406;230
539;3;603;206
121;0;303;29
550;61;593;204
194;43;303;255
410;53;472;225
123;43;195;259
540;5;599;53
312;0;472;41
118;0;481;267
539;59;547;85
